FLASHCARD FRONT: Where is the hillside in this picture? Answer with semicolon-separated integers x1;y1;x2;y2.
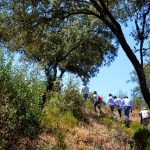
35;107;150;150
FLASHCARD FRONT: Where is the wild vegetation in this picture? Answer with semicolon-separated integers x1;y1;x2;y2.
0;0;149;107
0;48;150;150
0;0;150;150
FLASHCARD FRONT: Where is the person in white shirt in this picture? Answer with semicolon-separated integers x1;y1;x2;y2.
107;93;115;117
122;96;132;127
114;96;122;118
93;91;99;112
139;107;150;127
80;83;89;101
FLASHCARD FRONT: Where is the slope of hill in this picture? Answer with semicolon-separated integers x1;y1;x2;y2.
36;107;150;150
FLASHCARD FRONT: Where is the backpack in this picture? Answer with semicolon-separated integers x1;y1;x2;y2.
98;96;102;102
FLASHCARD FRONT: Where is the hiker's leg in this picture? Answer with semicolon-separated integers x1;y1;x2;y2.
94;101;97;112
124;106;131;127
140;116;143;124
118;109;122;118
143;118;150;127
110;105;114;117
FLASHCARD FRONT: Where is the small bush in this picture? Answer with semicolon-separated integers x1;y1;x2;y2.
85;99;93;110
102;115;113;130
42;107;61;129
62;89;85;120
52;129;67;150
130;121;144;130
133;127;150;150
60;111;77;128
0;48;43;149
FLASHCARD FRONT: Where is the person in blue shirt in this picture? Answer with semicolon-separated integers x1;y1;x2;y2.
107;93;115;118
122;96;132;127
114;96;123;118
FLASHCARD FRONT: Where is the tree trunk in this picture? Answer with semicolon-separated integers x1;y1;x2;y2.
39;64;62;108
114;28;150;108
97;0;150;108
39;79;54;109
39;66;55;108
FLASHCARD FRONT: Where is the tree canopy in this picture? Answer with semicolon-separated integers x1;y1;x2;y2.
0;0;150;107
0;0;117;83
44;0;150;107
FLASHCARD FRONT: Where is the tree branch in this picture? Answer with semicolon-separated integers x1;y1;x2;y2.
97;0;121;30
63;9;102;20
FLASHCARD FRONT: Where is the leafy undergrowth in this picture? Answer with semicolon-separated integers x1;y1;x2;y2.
36;106;150;150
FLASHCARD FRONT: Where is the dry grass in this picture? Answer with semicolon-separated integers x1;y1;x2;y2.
6;106;149;150
36;106;139;150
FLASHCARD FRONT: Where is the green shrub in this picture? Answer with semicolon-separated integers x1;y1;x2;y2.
0;49;43;149
62;89;85;120
60;111;77;128
133;127;150;150
42;107;61;129
130;121;144;130
46;91;63;110
102;115;113;130
85;99;93;110
52;129;68;150
45;76;85;121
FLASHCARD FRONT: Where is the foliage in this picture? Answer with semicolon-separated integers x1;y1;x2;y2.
121;121;144;137
0;49;43;149
85;99;93;110
42;107;61;130
130;121;144;130
62;89;85;120
46;89;85;120
60;111;77;129
1;0;150;107
52;129;68;150
65;75;81;90
42;80;84;129
0;0;118;92
132;96;147;109
25;0;150;107
41;105;78;130
133;127;150;150
102;115;113;130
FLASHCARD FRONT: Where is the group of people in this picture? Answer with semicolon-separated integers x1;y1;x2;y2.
107;93;150;127
80;83;103;114
80;83;150;127
107;93;132;127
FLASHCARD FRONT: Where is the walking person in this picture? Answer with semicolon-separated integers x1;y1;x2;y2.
93;91;99;112
139;107;150;127
98;95;103;111
122;96;132;127
114;96;122;118
80;83;89;102
107;93;115;118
